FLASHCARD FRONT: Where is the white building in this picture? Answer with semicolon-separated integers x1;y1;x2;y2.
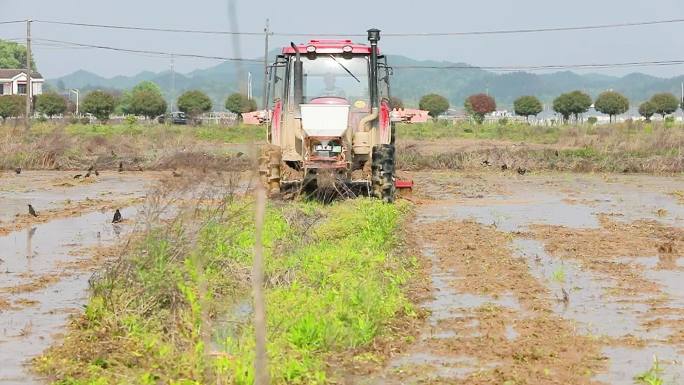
0;69;44;96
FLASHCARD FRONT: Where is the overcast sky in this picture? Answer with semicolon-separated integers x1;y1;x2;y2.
2;0;683;79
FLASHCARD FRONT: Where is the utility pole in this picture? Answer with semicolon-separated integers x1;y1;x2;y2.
247;72;253;100
227;0;245;95
70;89;79;116
170;55;176;111
262;19;271;110
25;19;32;130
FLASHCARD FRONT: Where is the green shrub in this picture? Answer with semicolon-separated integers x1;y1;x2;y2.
124;115;138;125
82;91;117;122
664;116;675;128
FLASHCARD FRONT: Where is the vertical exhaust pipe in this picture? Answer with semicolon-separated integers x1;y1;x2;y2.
291;42;304;115
367;28;380;110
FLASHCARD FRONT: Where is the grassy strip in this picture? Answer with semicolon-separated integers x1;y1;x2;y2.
396;121;684;173
396;120;684;145
397;120;564;143
35;199;415;384
0;122;264;170
396;145;684;173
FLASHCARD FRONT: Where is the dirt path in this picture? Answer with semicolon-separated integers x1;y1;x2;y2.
0;171;157;384
369;171;684;384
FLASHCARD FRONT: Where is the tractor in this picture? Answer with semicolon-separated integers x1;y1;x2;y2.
260;29;408;202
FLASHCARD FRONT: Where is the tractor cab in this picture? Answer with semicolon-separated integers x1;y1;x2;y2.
261;29;399;201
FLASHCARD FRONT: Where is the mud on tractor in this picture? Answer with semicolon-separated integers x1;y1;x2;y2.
260;29;408;202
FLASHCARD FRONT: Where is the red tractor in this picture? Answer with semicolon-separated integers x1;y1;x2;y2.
260;29;405;202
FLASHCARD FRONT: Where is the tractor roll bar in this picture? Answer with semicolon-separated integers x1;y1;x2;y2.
367;28;380;110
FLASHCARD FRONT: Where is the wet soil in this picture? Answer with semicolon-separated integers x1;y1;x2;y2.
0;171;156;384
371;171;684;385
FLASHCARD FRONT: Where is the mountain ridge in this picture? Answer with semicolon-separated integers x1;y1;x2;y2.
48;54;682;109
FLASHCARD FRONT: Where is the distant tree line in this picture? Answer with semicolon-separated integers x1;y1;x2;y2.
2;74;682;126
408;90;683;124
0;79;258;124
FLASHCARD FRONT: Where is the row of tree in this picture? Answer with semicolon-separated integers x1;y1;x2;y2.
0;80;258;123
410;90;682;123
416;93;497;123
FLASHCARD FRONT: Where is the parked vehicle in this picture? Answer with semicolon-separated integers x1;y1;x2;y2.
157;111;188;125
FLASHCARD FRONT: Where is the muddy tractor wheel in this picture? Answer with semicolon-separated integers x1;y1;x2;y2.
258;145;282;196
371;144;396;203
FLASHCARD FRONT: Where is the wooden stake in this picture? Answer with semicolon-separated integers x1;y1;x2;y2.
252;182;269;384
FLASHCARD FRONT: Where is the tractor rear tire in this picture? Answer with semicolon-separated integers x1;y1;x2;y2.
371;144;395;203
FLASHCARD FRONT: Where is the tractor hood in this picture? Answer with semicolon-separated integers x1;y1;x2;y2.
300;104;350;137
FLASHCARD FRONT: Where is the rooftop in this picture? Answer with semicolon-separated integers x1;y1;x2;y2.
0;69;44;80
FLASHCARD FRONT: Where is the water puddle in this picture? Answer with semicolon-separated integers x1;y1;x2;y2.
0;206;139;384
512;238;684;383
418;192;599;231
388;353;492;382
513;239;661;339
211;298;253;352
0;172;153;223
416;173;684;230
408;173;684;383
596;345;684;385
368;243;511;383
617;257;684;308
422;247;521;328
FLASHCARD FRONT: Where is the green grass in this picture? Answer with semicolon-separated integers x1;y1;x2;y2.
552;266;566;283
1;121;264;170
218;200;414;384
396;120;684;148
395;120;684;173
635;357;665;385
35;198;416;384
194;124;265;143
58;122;265;144
396;121;563;144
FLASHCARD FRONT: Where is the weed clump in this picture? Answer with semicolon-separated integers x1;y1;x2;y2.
395;121;684;173
0;122;262;171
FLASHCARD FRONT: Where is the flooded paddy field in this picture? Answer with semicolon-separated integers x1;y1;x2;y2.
371;171;684;385
1;168;683;384
0;171;160;384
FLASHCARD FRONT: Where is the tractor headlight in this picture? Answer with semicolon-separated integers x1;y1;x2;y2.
342;45;353;53
306;45;317;53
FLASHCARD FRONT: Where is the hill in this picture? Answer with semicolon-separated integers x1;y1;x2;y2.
48;54;684;109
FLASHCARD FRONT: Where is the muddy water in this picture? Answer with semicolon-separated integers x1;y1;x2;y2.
376;172;684;384
0;207;139;384
0;172;156;384
0;171;155;223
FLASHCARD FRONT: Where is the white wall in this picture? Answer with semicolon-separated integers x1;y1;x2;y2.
4;73;44;95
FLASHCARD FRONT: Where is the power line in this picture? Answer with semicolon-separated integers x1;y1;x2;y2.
34;20;263;36
31;37;684;72
0;20;25;25
33;37;684;73
32;17;684;37
394;59;684;72
34;38;262;62
382;18;684;37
